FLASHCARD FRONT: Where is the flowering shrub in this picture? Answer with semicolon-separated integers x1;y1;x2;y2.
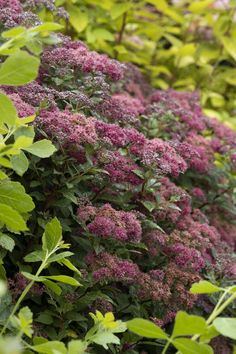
0;0;236;353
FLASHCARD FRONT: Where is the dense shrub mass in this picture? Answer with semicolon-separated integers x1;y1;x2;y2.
0;0;236;352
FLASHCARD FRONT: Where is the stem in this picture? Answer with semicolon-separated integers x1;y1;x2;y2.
0;258;46;336
162;339;171;354
175;290;236;353
114;12;128;59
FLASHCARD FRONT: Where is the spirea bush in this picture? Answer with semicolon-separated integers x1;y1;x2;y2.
0;0;235;353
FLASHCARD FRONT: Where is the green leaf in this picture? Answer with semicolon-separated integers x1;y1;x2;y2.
24;139;56;158
13;136;33;149
213;318;236;340
21;272;45;282
220;36;236;61
92;331;120;349
10;151;29;176
0;93;17;126
141;201;156;212
0;233;15;252
24;250;44;262
111;3;132;20
2;27;26;38
31;22;63;32
68;5;88;32
45;275;81;286
188;0;214;13
32;341;67;354
126;318;168;339
47;251;74;264
60;258;81;275
17;306;33;338
173;338;213;354
190;281;221;294
0;50;40;86
0;180;34;213
68;340;87;354
42;279;62;296
42;217;62;253
0;203;27;232
36;312;53;325
173;311;207;337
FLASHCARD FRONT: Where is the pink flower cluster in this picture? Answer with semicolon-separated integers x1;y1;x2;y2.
42;38;125;81
77;203;142;242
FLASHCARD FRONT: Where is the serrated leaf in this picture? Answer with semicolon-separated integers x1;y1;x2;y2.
42;217;62;254
0;50;40;85
127;318;168;339
45;275;81;286
190;281;221;294
213;318;236;340
11;151;29;176
0;203;27;232
24;250;44;262
0;233;15;252
17;306;33;338
24;139;56;158
0;180;34;212
0;93;17;126
92;331;120;349
173;311;207;337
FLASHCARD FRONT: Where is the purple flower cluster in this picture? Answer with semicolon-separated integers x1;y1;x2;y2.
78;203;142;242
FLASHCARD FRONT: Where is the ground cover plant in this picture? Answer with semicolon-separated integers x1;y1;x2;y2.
0;0;235;353
40;0;236;125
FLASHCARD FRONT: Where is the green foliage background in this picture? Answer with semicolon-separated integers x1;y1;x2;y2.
39;0;236;127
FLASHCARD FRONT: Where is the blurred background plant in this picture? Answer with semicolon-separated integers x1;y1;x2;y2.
36;0;236;127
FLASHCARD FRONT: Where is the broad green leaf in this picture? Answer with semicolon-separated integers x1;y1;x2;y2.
0;180;34;212
60;258;81;275
0;93;17;126
2;27;26;38
42;279;62;296
110;3;132;20
92;331;120;349
42;217;62;253
11;151;29;176
173;338;213;354
188;0;214;13
68;340;87;354
32;341;67;354
0;280;7;296
45;275;81;286
68;5;88;32
0;157;12;168
0;233;15;252
200;325;219;342
36;312;53;325
31;22;63;32
173;311;207;337
221;37;236;61
127;318;168;339
17;306;33;338
190;281;221;294
141;201;156;212
0;50;40;85
24;250;44;262
0;203;27;232
213;318;236;339
0;171;7;180
93;29;114;42
13;136;33;149
24;139;56;158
